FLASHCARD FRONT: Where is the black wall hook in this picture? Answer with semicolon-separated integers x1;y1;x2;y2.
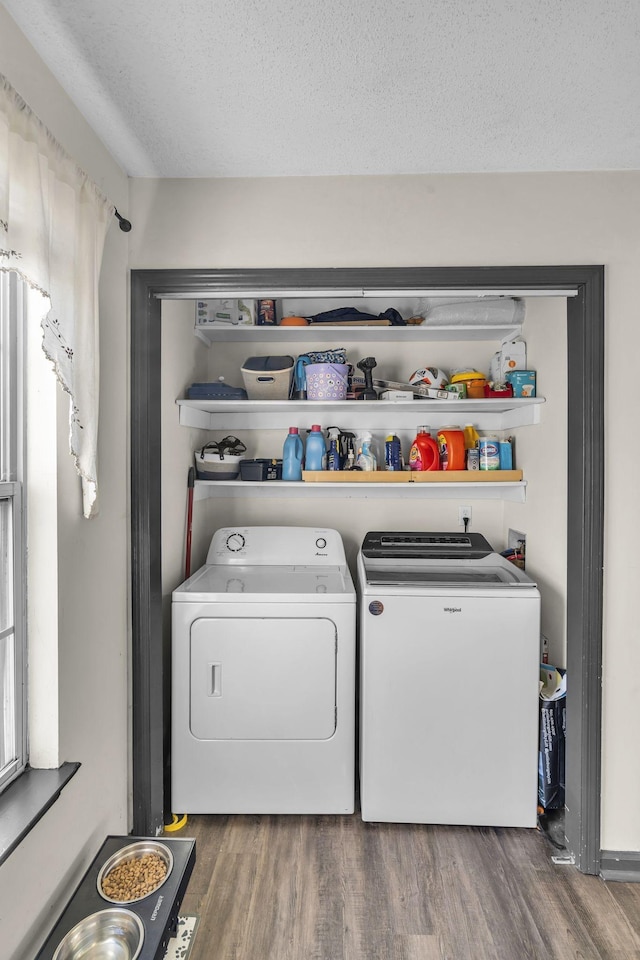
115;209;132;232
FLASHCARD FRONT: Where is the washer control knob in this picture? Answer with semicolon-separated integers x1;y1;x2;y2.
226;533;245;552
316;537;327;549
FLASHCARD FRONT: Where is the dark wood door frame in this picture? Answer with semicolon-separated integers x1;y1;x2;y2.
130;266;604;874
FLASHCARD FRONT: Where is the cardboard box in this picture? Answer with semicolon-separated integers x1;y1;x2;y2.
490;338;527;382
380;390;414;401
195;299;256;328
505;370;536;397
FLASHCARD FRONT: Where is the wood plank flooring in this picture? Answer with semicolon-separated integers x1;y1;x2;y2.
171;815;640;960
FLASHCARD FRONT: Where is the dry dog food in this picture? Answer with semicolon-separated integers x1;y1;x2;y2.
101;852;168;902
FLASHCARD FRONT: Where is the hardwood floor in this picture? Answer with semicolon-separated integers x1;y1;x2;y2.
171;814;640;960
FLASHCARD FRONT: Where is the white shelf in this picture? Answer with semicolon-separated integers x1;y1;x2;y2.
177;397;544;432
193;479;527;503
194;322;523;344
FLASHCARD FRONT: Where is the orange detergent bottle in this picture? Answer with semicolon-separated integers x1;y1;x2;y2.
437;427;466;470
409;426;440;471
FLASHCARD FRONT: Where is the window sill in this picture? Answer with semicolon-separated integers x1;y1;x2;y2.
0;762;80;867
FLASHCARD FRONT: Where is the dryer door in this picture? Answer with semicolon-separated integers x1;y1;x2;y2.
190;617;337;740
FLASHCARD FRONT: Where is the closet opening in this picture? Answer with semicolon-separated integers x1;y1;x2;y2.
130;266;603;874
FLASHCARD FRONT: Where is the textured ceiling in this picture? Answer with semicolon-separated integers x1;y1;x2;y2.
3;0;640;178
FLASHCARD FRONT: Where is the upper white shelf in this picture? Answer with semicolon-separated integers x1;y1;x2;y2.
177;397;544;432
194;322;523;344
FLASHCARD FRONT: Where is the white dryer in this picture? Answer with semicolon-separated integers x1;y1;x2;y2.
172;526;356;814
358;531;541;828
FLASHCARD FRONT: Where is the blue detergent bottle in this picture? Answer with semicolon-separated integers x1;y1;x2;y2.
305;424;327;471
282;427;304;481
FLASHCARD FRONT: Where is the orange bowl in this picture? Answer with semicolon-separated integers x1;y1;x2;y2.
279;316;308;326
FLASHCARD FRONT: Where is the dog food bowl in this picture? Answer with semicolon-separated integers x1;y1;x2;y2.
97;840;173;904
52;908;144;960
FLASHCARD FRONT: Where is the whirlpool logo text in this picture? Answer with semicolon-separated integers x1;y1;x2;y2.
443;606;462;613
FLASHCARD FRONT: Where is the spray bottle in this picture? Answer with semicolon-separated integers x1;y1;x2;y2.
356;431;377;471
327;427;342;471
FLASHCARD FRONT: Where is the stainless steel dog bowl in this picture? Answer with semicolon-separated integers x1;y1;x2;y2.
97;840;173;904
52;908;144;960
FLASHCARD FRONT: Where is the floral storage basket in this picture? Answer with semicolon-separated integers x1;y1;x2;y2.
305;363;349;401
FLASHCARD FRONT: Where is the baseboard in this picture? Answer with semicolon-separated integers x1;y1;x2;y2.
600;851;640;882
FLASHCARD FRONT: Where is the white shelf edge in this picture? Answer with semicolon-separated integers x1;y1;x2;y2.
178;397;544;432
192;323;525;343
193;479;527;502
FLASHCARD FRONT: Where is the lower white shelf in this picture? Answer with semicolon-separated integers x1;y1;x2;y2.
194;480;527;502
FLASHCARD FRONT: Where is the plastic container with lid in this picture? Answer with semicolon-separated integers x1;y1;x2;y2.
408;426;440;471
450;370;487;399
241;355;294;399
478;435;500;471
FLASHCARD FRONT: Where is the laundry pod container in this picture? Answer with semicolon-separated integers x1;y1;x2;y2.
241;355;294;399
305;363;349;400
450;369;488;399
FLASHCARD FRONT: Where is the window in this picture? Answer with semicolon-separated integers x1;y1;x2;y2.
0;271;26;791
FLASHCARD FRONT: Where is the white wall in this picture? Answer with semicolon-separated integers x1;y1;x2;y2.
160;303;563;589
0;8;130;959
130;171;640;852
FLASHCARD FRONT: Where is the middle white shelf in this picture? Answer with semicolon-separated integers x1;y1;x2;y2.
177;396;544;432
193;479;527;502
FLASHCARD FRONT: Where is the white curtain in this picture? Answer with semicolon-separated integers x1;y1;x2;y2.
0;74;114;518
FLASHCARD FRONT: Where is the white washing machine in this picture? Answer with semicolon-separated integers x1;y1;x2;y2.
358;531;541;828
172;526;356;814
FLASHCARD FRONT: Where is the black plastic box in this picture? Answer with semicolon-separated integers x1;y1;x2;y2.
240;459;283;481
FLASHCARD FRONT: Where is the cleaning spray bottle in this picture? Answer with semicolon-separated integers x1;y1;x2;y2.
327;427;342;471
356;431;377;471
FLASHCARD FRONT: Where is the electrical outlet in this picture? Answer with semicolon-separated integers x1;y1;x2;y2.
508;528;526;551
458;505;472;527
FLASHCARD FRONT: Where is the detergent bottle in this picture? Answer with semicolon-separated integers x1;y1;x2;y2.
356;431;377;471
409;426;440;471
327;427;342;471
463;424;480;449
437;427;466;470
305;424;327;471
282;427;304;481
384;433;403;471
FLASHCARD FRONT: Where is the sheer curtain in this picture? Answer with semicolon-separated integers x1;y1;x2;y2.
0;73;114;518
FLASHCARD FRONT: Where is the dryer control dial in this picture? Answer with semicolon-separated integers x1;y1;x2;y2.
226;533;246;552
316;537;327;549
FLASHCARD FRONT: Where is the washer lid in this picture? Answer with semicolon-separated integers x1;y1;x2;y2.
361;552;537;588
361;531;494;560
173;564;356;602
